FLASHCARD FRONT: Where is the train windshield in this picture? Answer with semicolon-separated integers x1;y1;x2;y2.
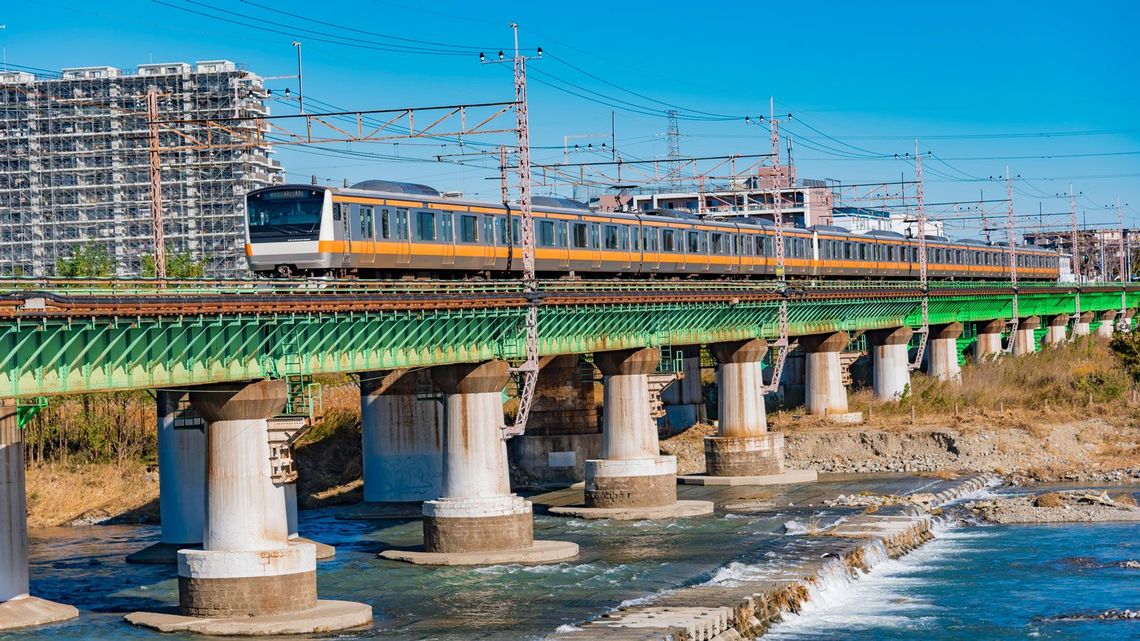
247;189;324;242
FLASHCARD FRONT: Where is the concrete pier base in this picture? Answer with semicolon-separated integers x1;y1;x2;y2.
1072;311;1094;337
1042;314;1069;347
1096;311;1117;338
1013;317;1041;355
127;380;369;634
974;319;1005;359
0;403;79;631
677;469;818;486
381;361;576;565
866;327;912;400
552;348;713;520
927;323;963;383
125;600;372;636
802;332;862;423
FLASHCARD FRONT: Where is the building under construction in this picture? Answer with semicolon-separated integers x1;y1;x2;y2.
0;60;281;276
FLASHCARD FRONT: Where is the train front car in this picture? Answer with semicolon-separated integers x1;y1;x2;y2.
245;185;337;277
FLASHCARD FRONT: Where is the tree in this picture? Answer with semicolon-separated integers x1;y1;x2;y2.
55;243;116;277
141;248;208;278
1109;330;1140;383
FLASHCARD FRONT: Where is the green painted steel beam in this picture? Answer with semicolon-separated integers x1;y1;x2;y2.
2;281;1138;398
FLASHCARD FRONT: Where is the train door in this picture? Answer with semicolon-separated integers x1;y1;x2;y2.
554;220;570;269
393;208;411;266
335;203;352;268
359;205;377;266
481;215;497;268
590;223;602;269
642;224;660;272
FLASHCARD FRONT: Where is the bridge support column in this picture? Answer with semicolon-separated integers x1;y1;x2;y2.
1072;312;1094;337
127;380;371;634
659;345;705;434
381;361;577;565
802;332;862;423
1013;316;1041;355
1122;309;1136;332
927;323;963;383
551;348;713;519
866;327;913;400
127;390;205;564
678;340;816;486
0;402;79;631
974;319;1005;359
340;370;442;520
506;355;601;486
1042;314;1070;347
1096;310;1117;338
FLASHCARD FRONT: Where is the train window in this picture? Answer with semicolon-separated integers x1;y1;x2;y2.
496;217;509;245
643;228;658;251
483;216;495;245
460;214;478;243
395;209;408;240
619;226;629;250
537;220;556;247
687;231;700;253
760;236;771;256
630;226;639;251
440;213;454;243
711;233;726;254
604;225;619;249
360;206;374;239
513;218;522;245
416;210;435;241
662;229;677;252
589;224;600;249
380;209;391;239
333;203;343;221
887;245;895;261
572;223;588;248
556;222;568;247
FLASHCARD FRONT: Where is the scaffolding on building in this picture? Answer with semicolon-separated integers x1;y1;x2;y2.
0;60;281;277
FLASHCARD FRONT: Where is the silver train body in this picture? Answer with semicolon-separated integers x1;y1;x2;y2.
244;182;1061;281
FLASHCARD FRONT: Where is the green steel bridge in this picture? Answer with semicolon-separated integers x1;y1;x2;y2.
2;278;1136;407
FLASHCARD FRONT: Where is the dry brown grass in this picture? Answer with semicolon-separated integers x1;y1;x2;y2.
26;461;159;529
774;338;1137;436
1034;492;1064;508
1113;492;1138;507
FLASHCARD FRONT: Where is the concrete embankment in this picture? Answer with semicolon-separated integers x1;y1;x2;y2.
545;475;992;641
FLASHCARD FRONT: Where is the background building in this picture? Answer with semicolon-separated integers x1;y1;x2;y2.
0;60;281;276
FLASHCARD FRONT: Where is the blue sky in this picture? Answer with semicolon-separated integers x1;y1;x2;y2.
3;0;1139;237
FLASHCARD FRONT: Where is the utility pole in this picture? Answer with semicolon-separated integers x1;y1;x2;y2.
666;109;681;186
980;189;989;244
487;23;540;438
1004;168;1018;352
1070;184;1081;283
765;97;791;393
910;140;930;369
1117;197;1126;284
292;41;304;114
146;89;167;280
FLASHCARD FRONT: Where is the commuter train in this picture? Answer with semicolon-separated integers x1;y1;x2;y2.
244;180;1062;280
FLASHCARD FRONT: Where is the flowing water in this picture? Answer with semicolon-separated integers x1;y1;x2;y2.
4;479;1137;640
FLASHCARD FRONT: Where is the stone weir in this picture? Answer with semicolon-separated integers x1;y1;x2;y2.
546;475;993;641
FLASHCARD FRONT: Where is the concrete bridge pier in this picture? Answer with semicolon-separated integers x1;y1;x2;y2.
1096;310;1117;338
802;332;862;423
551;348;714;519
1072;312;1094;337
659;345;705;433
127;390;205;564
381;361;577;565
678;340;816;486
0;403;79;631
974;319;1005;359
506;355;601;485
127;380;371;635
1013;316;1041;355
1042;314;1070;347
339;370;443;520
866;327;913;400
1121;309;1136;332
927;323;963;383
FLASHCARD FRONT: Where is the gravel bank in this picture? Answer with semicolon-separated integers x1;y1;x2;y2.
967;490;1140;524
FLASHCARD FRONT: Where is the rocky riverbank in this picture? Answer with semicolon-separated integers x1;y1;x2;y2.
967;489;1140;524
